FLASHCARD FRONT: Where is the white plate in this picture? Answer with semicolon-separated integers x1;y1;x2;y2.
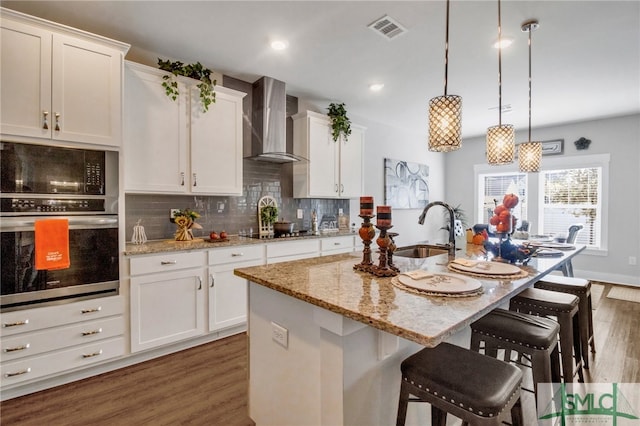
449;261;521;276
397;272;482;294
529;235;553;242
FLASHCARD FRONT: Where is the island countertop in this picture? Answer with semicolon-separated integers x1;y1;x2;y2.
234;245;585;347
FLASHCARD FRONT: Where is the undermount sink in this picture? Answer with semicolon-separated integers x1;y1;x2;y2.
393;244;449;259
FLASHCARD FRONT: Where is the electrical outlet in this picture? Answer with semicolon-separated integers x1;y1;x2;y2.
170;209;180;222
629;256;637;266
338;208;344;215
297;209;304;219
271;322;288;348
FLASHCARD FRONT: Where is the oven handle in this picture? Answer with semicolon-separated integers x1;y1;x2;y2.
0;215;118;231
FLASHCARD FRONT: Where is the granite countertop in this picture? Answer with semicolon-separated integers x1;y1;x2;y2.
233;245;585;347
124;231;357;256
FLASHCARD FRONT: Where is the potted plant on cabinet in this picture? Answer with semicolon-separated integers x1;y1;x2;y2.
327;102;352;142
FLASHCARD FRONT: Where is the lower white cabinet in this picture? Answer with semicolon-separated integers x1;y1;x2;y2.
0;296;125;387
319;235;356;256
129;252;207;353
208;245;264;332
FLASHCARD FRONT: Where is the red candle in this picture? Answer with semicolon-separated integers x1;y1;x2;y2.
376;205;392;227
360;196;374;216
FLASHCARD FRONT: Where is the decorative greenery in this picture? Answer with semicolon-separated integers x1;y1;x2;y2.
158;58;217;112
327;102;352;142
441;204;468;232
173;208;200;221
260;205;278;224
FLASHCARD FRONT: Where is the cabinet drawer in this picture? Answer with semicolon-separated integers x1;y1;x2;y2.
320;236;355;253
1;337;125;387
266;240;319;262
1;296;123;337
1;316;123;362
209;244;264;266
130;251;206;276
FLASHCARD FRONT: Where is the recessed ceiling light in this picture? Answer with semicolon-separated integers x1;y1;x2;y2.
492;38;513;49
369;83;384;92
270;40;289;51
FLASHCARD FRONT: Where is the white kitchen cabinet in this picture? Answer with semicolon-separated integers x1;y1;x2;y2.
292;111;365;199
123;61;245;195
123;62;188;192
129;252;207;352
319;235;356;256
208;245;264;332
0;8;129;147
0;296;125;387
266;239;320;264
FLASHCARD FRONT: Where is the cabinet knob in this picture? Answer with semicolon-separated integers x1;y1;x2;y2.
42;111;49;130
54;113;61;131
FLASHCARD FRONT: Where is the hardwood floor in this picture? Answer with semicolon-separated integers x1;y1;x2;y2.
1;282;638;425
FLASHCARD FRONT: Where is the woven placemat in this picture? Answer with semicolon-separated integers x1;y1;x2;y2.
391;277;484;298
446;264;530;280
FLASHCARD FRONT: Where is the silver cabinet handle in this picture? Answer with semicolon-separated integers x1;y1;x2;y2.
82;350;103;359
4;344;30;353
3;319;28;328
42;111;49;129
81;306;102;314
81;328;103;337
334;242;341;246
210;274;215;288
197;276;202;290
334;184;339;193
340;184;344;193
193;173;197;187
5;368;31;378
231;253;244;257
180;172;185;186
54;112;61;131
161;260;177;265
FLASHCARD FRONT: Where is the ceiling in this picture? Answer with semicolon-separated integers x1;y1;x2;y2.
4;1;639;139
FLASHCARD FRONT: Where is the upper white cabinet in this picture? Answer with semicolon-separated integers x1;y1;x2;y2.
0;8;129;147
292;111;365;199
123;61;245;195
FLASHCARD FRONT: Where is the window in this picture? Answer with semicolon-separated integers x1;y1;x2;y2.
474;154;609;251
539;167;601;247
477;172;528;229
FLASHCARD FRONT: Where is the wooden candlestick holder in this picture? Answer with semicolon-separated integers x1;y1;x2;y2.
354;215;376;272
387;232;400;273
372;225;397;277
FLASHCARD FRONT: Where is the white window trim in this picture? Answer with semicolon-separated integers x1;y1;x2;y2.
474;153;610;256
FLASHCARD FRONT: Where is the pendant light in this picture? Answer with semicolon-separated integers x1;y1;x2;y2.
486;0;515;165
518;19;542;172
428;0;462;152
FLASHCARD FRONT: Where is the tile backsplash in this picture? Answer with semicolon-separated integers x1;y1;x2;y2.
125;160;350;241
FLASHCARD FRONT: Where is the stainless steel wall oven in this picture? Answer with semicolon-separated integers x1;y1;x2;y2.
1;142;119;312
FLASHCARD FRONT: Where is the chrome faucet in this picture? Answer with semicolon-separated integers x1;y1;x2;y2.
418;201;456;258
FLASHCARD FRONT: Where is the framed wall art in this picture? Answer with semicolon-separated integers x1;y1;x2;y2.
384;158;429;209
541;139;564;156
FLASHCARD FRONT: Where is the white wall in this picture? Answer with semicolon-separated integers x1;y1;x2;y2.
444;114;640;286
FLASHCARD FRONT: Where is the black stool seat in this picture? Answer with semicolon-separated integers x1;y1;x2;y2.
535;274;595;368
510;287;584;383
397;342;523;426
471;309;561;403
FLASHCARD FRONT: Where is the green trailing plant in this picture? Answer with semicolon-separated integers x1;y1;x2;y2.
158;58;217;112
260;205;278;224
327;102;352;142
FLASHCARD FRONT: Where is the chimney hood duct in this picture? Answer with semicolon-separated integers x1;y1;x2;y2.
248;76;305;163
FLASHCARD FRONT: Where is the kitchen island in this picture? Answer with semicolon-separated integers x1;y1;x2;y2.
234;245;585;425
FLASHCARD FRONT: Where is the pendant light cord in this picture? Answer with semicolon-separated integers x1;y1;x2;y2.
528;25;532;143
497;0;503;126
444;0;450;96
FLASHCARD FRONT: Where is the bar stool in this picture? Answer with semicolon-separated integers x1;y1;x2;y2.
535;274;595;368
396;342;523;426
470;309;561;401
509;287;584;383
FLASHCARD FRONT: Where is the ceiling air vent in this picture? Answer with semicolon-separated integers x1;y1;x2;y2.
368;15;407;40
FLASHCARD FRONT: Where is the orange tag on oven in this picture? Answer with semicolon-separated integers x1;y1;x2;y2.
35;219;71;270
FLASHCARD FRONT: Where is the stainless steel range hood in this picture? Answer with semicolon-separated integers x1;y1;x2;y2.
247;76;305;163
